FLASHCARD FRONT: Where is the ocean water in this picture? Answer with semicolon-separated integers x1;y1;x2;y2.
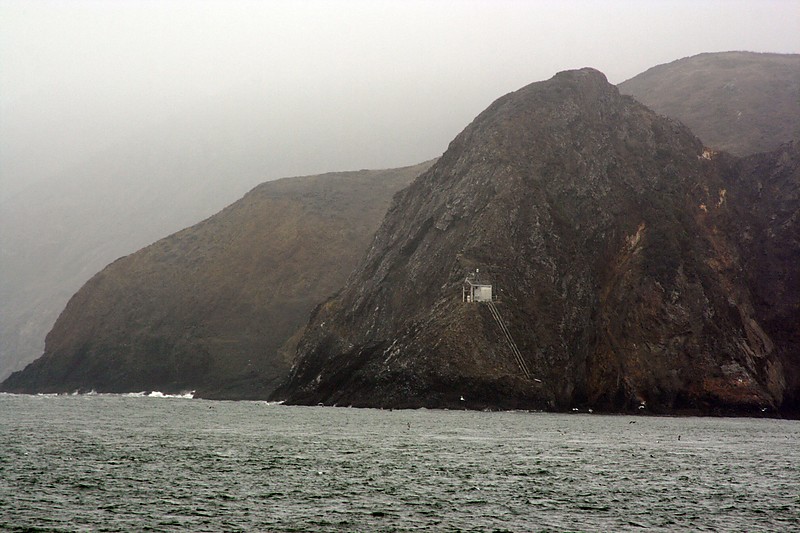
1;394;798;532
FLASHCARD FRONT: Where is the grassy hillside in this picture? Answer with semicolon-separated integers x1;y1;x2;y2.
2;162;432;398
619;52;800;156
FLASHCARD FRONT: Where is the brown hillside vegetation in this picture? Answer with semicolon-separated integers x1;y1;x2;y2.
2;162;431;398
619;52;800;156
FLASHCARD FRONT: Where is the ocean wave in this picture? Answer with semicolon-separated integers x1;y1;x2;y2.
1;390;196;399
122;391;196;399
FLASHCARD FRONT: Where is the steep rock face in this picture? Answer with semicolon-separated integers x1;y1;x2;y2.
724;142;800;413
619;52;800;156
1;163;431;398
276;69;795;415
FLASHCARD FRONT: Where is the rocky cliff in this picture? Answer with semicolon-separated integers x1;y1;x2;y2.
275;69;799;416
1;163;431;398
725;141;800;413
619;52;800;157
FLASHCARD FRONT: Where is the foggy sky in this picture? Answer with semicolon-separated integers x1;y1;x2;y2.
2;0;798;199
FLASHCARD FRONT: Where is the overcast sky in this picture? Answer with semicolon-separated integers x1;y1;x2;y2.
2;0;798;196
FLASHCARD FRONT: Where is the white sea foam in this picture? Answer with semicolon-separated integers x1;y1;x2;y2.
4;391;196;399
133;391;195;399
74;390;196;399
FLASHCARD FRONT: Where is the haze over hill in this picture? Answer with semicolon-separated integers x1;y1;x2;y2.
276;69;799;415
3;0;797;382
5;52;800;411
1;100;295;381
0;89;460;382
619;52;800;156
1;163;431;398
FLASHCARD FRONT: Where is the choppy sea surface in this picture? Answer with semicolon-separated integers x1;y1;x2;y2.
1;393;798;532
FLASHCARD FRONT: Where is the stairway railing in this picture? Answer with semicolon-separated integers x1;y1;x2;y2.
485;301;531;379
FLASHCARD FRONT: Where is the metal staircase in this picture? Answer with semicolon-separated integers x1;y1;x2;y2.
486;301;531;379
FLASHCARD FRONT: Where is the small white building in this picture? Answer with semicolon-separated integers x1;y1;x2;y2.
463;279;493;302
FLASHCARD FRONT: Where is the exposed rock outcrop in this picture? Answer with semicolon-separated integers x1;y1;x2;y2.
276;69;798;416
1;163;431;398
